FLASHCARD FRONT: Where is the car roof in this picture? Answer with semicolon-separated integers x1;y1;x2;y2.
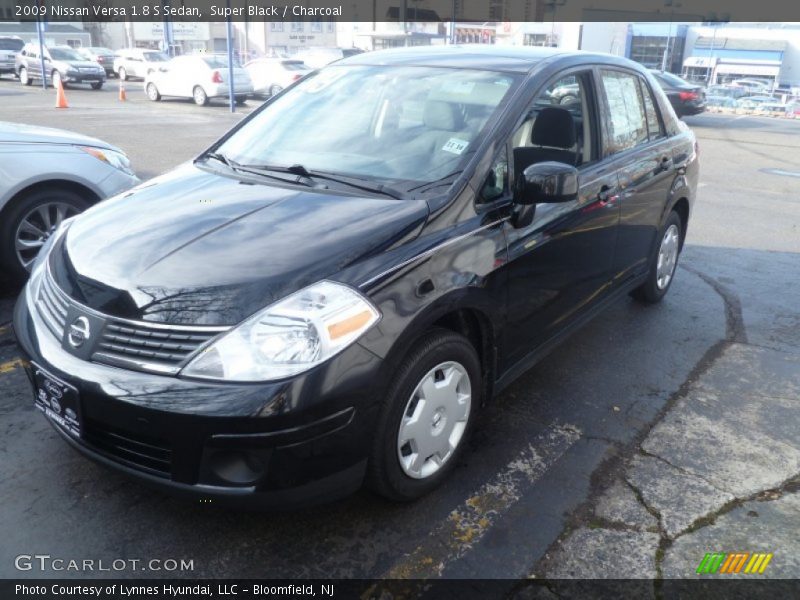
338;45;633;74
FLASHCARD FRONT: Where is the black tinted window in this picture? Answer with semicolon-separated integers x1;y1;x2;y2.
600;70;648;153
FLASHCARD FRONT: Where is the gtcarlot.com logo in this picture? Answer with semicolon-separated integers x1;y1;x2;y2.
696;552;773;575
15;554;194;572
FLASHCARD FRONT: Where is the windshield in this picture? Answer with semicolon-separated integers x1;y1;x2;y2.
143;52;168;62
49;48;84;61
216;65;519;192
0;39;23;51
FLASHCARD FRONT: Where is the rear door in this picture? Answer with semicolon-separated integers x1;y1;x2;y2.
596;68;677;283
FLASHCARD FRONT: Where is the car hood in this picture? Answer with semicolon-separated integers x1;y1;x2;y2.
0;121;118;150
52;162;428;325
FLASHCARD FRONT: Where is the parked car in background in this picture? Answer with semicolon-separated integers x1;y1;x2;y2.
736;95;789;114
729;78;772;93
650;70;706;117
76;47;117;77
0;122;138;279
0;36;24;78
114;48;169;81
16;44;106;89
293;47;363;69
13;47;697;507
705;85;749;108
244;58;311;97
144;54;253;106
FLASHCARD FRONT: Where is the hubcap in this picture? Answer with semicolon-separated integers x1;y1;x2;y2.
397;361;471;480
656;224;680;290
14;202;77;271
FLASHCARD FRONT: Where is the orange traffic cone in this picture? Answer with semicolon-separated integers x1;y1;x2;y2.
118;81;126;102
55;79;68;109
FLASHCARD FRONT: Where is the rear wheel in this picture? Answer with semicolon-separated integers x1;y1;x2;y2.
367;329;481;501
235;95;247;105
631;211;683;304
0;188;89;280
193;85;208;106
146;82;161;101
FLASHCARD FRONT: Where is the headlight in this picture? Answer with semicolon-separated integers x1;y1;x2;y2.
181;281;380;382
79;146;134;176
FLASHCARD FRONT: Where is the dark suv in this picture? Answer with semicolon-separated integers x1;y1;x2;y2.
14;46;698;508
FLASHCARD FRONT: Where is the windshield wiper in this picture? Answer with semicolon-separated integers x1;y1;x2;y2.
201;153;313;188
243;164;405;200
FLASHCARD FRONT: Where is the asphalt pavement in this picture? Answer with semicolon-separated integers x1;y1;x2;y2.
1;80;799;587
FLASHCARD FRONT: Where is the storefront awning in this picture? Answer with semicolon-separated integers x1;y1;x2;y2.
714;64;780;77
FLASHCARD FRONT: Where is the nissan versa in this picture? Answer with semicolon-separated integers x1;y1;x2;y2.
14;46;698;507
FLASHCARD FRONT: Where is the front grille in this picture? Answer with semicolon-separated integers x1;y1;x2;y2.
83;418;172;477
38;266;229;375
37;268;69;340
94;321;223;374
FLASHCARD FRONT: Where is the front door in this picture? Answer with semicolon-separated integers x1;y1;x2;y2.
501;68;621;367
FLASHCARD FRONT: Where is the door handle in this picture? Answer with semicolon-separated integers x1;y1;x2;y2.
596;185;618;206
659;156;673;172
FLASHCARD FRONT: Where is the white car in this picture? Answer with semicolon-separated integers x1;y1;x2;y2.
114;48;169;81
244;58;311;97
144;55;254;106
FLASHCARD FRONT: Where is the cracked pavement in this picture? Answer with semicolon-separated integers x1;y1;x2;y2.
536;115;800;583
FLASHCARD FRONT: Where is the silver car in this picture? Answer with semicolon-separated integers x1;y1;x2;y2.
16;44;106;89
0;122;139;278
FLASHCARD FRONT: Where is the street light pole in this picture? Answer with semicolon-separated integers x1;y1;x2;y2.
226;0;236;113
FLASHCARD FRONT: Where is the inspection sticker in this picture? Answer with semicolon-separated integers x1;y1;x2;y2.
442;138;469;154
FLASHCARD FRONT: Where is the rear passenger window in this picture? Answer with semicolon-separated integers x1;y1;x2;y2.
639;79;664;140
600;70;649;154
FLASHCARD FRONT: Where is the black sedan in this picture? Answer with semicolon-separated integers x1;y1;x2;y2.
650;69;706;117
14;46;698;508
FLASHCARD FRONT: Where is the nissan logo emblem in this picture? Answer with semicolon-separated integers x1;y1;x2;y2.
68;316;91;348
43;379;63;399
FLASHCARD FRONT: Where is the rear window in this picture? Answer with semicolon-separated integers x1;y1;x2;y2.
654;71;691;87
282;61;308;71
143;52;168;62
0;39;24;51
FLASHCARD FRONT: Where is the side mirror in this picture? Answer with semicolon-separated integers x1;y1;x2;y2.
515;161;579;206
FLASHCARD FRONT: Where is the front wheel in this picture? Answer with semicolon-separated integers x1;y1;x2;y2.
91;82;103;90
146;82;161;101
19;67;31;86
0;188;89;280
51;70;62;89
631;211;683;304
268;84;282;97
235;95;247;105
193;85;208;106
367;329;481;501
118;67;127;81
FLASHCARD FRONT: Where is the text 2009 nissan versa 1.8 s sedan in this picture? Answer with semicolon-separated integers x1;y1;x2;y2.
14;46;698;507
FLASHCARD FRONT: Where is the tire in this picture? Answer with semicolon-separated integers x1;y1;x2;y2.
631;210;683;304
193;85;208;106
559;94;578;105
118;67;127;81
0;188;90;281
235;95;247;105
367;329;481;501
269;84;282;97
19;67;31;86
146;82;161;102
91;82;103;90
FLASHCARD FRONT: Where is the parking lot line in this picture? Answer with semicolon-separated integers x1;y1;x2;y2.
367;423;581;590
0;358;24;374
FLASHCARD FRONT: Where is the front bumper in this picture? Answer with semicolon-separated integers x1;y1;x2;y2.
63;73;105;84
13;284;383;509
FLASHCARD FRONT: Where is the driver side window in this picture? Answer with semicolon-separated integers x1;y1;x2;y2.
510;71;596;180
